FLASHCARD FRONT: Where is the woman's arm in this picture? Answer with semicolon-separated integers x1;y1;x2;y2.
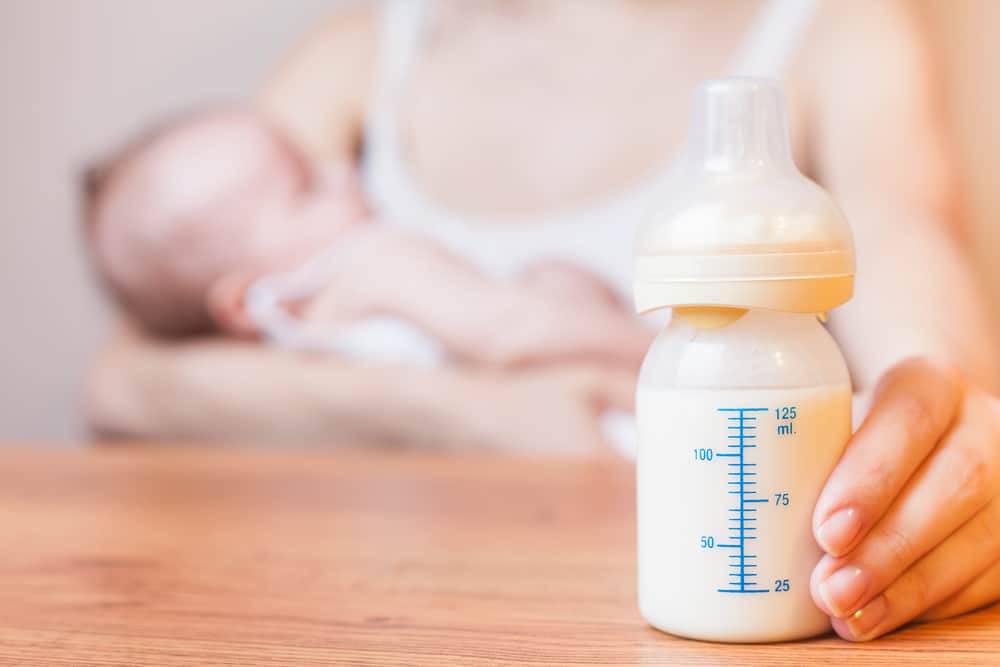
300;228;652;369
803;0;998;391
84;324;452;444
83;325;635;455
797;0;1000;640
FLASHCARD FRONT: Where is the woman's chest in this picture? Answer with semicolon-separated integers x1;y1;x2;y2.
393;3;775;219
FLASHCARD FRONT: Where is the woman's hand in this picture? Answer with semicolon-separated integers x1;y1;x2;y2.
810;357;1000;640
457;363;636;457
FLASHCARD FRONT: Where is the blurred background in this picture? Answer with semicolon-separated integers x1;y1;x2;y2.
0;0;335;440
0;0;998;442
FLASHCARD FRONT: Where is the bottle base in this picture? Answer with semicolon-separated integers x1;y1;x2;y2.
641;609;832;644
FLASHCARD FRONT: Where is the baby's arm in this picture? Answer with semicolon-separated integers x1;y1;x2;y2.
300;228;651;368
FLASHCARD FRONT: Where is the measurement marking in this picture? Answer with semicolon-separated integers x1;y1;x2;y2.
717;407;769;595
717;589;770;594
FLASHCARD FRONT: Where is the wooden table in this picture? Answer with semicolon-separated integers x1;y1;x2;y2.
0;447;997;666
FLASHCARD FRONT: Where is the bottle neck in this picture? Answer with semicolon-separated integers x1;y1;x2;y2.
672;307;827;331
674;306;748;329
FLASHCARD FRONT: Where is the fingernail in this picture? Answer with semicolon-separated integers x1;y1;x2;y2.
817;508;862;555
845;594;888;640
819;566;870;618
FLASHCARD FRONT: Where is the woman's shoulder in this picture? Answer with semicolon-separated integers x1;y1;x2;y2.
257;4;384;160
796;0;934;85
792;0;955;224
284;3;381;63
790;0;941;139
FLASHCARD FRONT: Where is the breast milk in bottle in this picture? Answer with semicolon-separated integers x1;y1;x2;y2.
634;78;855;642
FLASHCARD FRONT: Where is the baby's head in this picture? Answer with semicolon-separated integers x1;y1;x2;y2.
83;109;366;336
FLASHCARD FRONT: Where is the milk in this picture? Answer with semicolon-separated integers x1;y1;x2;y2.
636;383;851;642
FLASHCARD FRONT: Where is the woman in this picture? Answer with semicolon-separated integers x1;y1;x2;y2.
85;0;999;640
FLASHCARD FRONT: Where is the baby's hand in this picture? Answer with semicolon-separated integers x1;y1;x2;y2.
295;226;395;324
810;358;1000;640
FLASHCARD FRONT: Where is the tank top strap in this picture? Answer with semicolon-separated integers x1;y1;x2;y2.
367;0;430;142
728;0;821;77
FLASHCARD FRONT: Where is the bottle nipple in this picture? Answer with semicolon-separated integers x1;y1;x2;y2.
687;77;795;174
633;77;855;316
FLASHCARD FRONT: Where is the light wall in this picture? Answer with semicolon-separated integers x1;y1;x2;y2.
0;0;333;441
0;1;996;442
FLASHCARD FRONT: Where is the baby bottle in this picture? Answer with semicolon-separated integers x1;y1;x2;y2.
634;78;855;642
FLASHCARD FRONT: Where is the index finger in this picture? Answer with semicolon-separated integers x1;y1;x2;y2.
812;357;962;557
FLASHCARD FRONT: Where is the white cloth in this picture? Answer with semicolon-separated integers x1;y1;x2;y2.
248;0;820;459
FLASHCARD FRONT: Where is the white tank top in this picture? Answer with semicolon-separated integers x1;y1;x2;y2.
362;0;820;299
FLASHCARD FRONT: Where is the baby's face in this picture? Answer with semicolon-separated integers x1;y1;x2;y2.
90;111;366;332
172;120;368;272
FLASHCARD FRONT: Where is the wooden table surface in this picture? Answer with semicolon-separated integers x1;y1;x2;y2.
0;446;997;666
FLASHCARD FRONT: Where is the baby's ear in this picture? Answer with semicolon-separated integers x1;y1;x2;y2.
206;270;262;338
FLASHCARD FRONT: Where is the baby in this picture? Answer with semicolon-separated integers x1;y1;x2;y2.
83;109;649;370
83;109;367;336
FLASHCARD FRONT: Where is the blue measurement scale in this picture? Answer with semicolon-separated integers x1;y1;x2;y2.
715;407;771;594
